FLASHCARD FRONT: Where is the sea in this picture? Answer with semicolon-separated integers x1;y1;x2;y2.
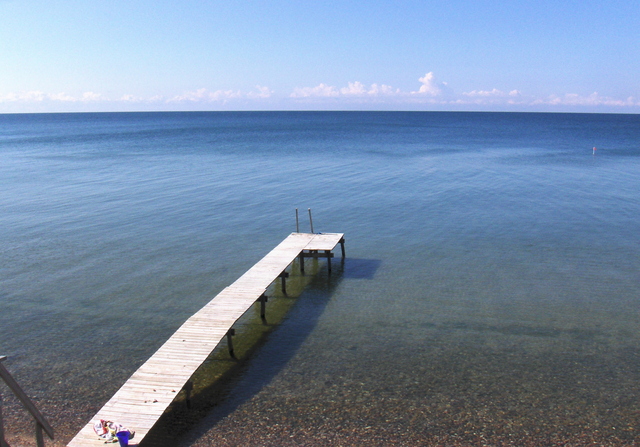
0;111;639;446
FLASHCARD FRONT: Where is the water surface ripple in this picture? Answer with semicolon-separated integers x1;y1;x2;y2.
0;112;639;446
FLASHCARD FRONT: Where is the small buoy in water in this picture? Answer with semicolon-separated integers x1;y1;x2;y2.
593;146;597;155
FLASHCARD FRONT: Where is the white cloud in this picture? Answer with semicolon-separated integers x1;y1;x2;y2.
369;83;398;95
0;90;103;103
340;81;368;96
339;82;398;96
412;72;450;96
2;73;639;112
290;83;340;98
23;91;46;101
456;88;524;106
0;91;45;102
120;94;142;102
210;89;242;101
81;91;102;101
121;94;167;103
1;86;273;107
533;92;638;107
291;81;399;99
169;88;242;102
46;92;76;102
152;72;627;110
453;88;640;108
246;85;273;99
169;87;274;102
463;88;506;97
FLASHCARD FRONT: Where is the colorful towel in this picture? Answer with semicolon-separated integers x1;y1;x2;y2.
93;420;135;443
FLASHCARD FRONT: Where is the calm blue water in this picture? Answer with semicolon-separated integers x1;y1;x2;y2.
1;112;639;446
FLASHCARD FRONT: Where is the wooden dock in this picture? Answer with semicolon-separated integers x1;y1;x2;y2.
67;232;344;446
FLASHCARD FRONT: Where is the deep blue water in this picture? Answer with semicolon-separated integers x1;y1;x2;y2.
1;112;639;445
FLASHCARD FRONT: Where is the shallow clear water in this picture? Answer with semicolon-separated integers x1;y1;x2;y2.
1;112;639;445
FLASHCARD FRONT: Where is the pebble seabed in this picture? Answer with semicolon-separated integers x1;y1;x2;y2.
4;341;640;447
180;346;640;447
4;274;640;447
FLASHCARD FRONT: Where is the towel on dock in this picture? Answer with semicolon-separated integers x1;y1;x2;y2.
93;420;135;443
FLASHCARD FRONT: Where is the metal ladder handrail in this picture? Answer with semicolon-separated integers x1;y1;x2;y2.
0;356;54;447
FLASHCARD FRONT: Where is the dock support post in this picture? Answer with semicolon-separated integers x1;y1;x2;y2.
295;208;299;233
226;329;236;358
185;381;193;409
299;251;334;274
325;250;332;273
308;208;314;233
35;422;44;447
279;271;289;295
0;392;5;447
258;294;268;319
340;237;346;258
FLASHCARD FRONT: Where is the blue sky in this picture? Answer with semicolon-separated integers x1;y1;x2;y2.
1;0;639;113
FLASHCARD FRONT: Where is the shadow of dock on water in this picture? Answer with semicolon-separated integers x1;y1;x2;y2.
140;256;381;446
133;256;378;446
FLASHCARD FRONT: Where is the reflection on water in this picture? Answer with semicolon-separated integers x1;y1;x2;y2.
341;258;382;280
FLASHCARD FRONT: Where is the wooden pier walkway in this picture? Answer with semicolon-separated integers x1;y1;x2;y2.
68;232;344;446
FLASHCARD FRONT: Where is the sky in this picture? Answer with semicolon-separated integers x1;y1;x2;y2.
1;0;639;113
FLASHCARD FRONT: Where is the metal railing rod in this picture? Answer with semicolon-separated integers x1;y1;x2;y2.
0;356;54;441
0;389;6;447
